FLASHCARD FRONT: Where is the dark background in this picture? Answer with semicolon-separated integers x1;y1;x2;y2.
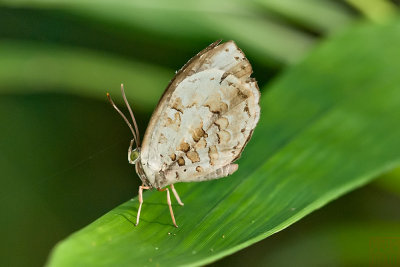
1;1;399;266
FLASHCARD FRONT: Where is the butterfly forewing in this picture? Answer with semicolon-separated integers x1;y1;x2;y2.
140;41;260;188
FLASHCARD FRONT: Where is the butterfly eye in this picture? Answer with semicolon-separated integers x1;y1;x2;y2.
129;149;140;164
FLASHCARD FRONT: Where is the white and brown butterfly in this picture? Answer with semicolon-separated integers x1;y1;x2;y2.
107;40;260;227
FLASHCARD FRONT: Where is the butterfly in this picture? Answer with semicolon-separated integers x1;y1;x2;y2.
107;40;260;227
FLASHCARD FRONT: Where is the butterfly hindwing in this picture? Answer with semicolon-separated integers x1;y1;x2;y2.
140;41;260;188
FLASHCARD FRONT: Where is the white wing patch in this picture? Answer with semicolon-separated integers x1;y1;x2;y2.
140;41;260;188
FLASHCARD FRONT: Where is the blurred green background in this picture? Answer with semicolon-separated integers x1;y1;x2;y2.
1;0;400;266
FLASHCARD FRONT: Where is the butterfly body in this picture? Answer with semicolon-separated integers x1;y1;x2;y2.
108;40;260;227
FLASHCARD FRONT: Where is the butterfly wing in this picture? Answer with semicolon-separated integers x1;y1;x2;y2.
140;40;260;188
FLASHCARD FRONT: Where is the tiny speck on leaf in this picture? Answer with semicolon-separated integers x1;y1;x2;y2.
222;235;225;239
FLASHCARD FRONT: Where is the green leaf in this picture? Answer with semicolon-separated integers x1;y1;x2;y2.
46;19;400;266
218;182;400;266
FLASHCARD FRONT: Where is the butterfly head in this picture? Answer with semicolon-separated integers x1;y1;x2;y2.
128;139;140;165
126;141;152;187
129;148;140;164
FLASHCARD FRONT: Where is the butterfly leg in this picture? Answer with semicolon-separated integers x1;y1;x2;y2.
136;185;150;226
157;187;178;228
170;184;184;206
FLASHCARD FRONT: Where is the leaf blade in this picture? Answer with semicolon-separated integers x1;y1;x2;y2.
47;19;400;266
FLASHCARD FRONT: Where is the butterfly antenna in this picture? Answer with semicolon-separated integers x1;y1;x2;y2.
120;84;141;146
106;92;138;146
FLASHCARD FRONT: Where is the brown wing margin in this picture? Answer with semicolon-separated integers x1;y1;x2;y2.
156;40;222;107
